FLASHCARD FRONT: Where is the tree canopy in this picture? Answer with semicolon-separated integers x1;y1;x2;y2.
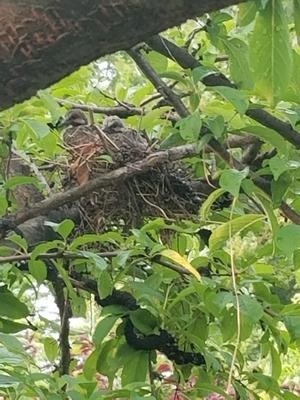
0;1;300;399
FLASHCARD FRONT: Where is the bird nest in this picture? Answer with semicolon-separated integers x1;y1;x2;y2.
59;110;203;234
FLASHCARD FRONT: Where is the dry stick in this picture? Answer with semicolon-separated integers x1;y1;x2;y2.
127;47;300;225
147;35;300;149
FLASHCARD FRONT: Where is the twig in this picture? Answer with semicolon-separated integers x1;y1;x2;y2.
93;125;120;151
49;266;71;376
128;47;240;169
0;250;119;265
56;99;142;118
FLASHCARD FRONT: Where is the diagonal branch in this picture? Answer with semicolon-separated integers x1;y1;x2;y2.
128;46;300;225
128;47;241;169
147;35;300;149
56;99;142;118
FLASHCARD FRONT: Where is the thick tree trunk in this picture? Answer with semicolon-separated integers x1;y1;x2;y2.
0;0;245;110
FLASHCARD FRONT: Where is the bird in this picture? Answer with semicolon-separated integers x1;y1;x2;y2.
58;109;150;185
58;108;100;149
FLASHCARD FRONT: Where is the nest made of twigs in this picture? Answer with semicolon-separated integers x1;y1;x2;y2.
60;114;204;233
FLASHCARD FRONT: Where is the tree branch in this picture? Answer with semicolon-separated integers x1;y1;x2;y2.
0;0;247;110
49;266;72;376
147;35;300;149
128;45;300;226
56;99;142;118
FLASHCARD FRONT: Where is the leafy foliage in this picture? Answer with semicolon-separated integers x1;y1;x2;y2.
0;1;300;399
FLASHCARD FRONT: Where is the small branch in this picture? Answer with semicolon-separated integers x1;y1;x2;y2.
227;134;260;148
49;267;71;376
128;48;190;118
147;35;300;149
56;99;142;118
241;140;263;165
128;47;241;169
1;246;193;278
128;44;300;226
0;250;118;265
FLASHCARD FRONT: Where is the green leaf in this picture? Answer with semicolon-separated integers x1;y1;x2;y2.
44;219;75;240
83;348;100;380
43;337;59;362
237;2;258;26
0;286;29;319
239;295;264;323
0;374;21;388
97;270;113;299
80;251;107;271
271;172;291;208
221;309;236;342
177;112;202;142
242;125;288;154
221;38;253;89
252;263;274;275
251;372;280;392
270;345;281;380
160;70;188;86
38;91;63;121
294;0;300;45
7;233;27;251
146;51;168;73
276;224;300;255
0;333;25;353
28;259;47;284
206;115;225;138
160;132;185;149
284;50;300;103
249;0;292;105
283;316;300;341
24;120;50;138
0;348;25;366
31;240;63;260
192;66;215;83
0;318;31;333
130;309;158;335
121;350;149;386
96;339;120;380
209;214;265;251
0;190;8;217
4;176;40;190
93;315;119;346
160;249;201;280
219;168;249;197
212;86;249;115
69;233;121;250
139;107;170;130
200;188;226;220
268;155;288;180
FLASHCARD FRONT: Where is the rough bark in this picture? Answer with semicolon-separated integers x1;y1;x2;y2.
0;0;245;110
